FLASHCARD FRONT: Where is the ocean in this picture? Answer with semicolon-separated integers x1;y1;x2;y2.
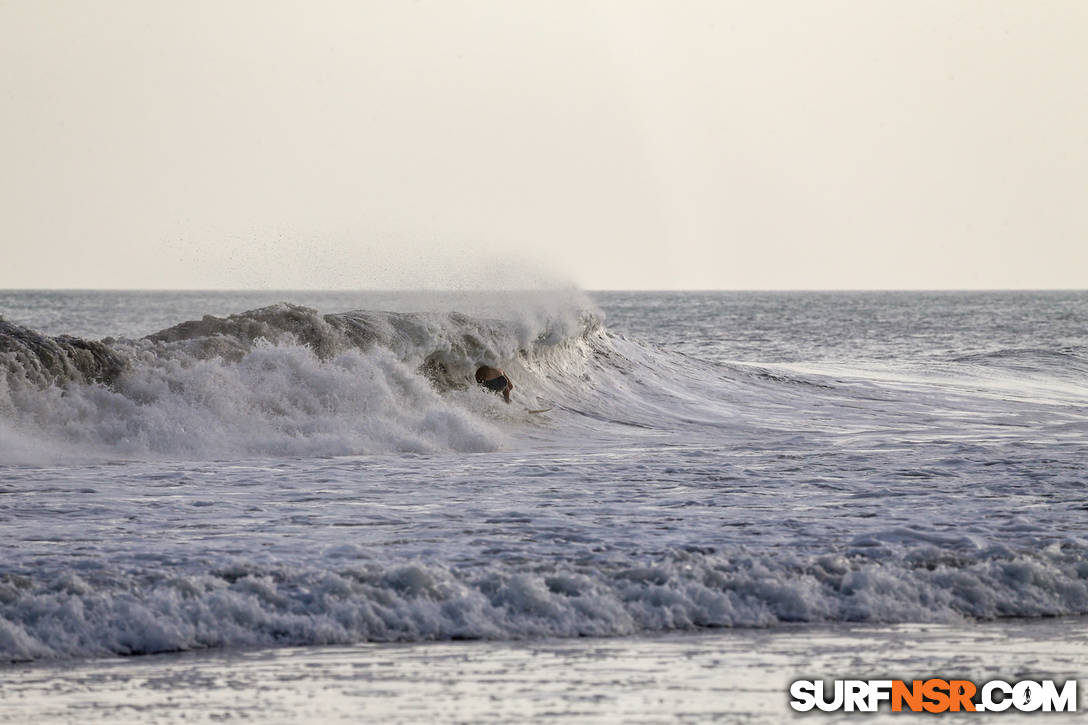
1;289;1086;722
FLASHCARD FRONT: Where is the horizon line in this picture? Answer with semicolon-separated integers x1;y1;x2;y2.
1;287;1085;294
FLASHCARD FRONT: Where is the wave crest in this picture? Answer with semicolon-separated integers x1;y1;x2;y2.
1;302;600;460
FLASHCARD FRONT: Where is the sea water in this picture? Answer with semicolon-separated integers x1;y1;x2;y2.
1;290;1086;721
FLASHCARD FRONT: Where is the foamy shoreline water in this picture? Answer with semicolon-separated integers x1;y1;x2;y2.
2;620;1085;724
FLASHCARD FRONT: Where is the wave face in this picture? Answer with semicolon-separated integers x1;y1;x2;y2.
0;301;598;460
1;291;1087;661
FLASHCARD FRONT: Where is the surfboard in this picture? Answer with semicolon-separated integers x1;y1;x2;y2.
526;408;553;414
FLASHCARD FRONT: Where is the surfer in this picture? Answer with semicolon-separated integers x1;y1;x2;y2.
475;365;513;403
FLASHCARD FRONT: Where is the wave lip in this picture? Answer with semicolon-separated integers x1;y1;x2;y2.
0;319;125;388
3;300;604;389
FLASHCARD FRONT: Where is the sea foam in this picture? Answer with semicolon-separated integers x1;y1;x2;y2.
2;293;1087;663
3;543;1087;661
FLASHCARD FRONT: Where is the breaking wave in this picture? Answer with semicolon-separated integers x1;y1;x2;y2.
0;302;601;460
4;299;1084;462
3;541;1087;661
2;296;1087;662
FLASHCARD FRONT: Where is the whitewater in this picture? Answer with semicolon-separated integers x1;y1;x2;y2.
0;289;1086;719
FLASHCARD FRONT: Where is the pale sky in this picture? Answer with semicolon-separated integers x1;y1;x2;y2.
1;0;1086;290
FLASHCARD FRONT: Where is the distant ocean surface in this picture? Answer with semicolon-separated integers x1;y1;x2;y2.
1;290;1086;663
